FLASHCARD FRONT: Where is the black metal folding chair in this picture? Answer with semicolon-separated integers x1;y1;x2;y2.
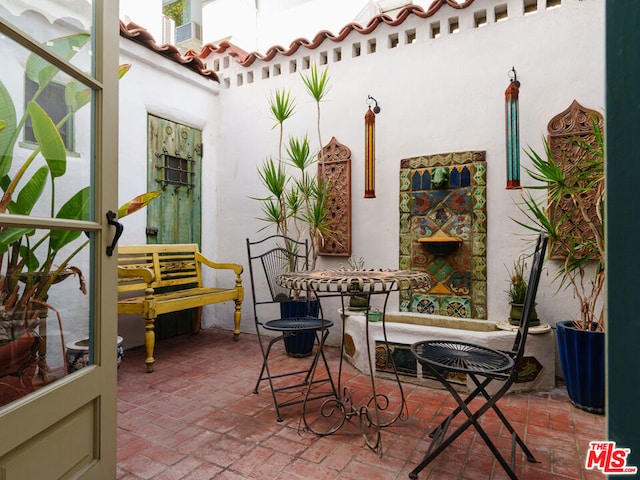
409;231;548;479
246;235;336;422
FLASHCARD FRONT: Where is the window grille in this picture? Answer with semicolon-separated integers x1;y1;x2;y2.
156;152;195;189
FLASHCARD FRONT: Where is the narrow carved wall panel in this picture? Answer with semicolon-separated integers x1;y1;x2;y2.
319;137;352;256
547;100;604;259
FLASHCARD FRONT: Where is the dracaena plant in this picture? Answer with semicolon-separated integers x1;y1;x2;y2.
0;33;160;346
254;64;332;270
515;118;605;332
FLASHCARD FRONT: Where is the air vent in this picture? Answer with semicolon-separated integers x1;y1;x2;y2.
176;20;202;50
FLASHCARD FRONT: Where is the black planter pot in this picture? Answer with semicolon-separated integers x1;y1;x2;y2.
556;320;605;414
280;299;319;358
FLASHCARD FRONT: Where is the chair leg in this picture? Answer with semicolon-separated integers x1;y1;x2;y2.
253;332;280;394
302;331;323;385
410;368;528;480
426;374;491;439
254;329;337;423
468;374;538;464
253;332;286;421
410;372;484;478
302;328;338;398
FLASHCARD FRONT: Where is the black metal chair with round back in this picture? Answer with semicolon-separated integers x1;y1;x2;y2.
409;230;548;479
246;235;336;422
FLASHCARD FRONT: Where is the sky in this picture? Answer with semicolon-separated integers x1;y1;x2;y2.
120;0;434;54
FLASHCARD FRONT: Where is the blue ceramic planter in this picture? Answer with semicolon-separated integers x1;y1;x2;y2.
280;299;319;358
556;320;605;414
66;336;124;373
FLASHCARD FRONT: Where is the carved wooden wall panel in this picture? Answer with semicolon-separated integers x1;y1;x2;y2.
547;100;604;259
318;137;352;256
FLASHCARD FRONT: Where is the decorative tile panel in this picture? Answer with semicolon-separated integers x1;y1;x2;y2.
399;150;487;319
375;342;417;377
399;192;412;213
399;234;412;257
399;256;412;271
399;213;411;234
444;297;470;318
399;294;411;311
399;169;411;191
472;233;487;256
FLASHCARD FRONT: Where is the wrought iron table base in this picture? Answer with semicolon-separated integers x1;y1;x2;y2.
300;291;408;456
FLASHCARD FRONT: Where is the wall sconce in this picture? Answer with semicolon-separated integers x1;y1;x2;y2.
365;95;380;198
505;67;521;189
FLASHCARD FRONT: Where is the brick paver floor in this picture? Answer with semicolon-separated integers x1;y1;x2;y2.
117;327;605;479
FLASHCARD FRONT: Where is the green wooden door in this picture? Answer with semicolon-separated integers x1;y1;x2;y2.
147;114;202;245
147;115;203;338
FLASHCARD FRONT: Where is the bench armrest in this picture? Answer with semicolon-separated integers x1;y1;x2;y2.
117;265;155;284
196;252;243;276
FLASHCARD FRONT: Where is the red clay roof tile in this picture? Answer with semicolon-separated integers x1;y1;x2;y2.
119;1;475;75
119;20;219;82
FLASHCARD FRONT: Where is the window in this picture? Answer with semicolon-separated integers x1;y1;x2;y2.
163;0;188;26
24;77;74;150
157;153;194;189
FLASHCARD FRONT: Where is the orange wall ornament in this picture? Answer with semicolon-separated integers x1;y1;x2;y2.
364;95;380;198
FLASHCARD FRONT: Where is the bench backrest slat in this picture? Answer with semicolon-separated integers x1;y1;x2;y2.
118;244;203;292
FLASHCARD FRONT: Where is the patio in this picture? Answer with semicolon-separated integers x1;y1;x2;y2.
117;328;604;480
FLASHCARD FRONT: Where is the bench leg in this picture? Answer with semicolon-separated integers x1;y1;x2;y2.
144;317;155;373
233;299;242;341
192;307;202;334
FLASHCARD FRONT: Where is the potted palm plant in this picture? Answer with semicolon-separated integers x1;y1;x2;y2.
254;64;332;356
0;33;160;405
516;116;605;413
255;64;331;268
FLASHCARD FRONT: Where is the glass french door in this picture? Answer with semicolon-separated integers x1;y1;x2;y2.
0;2;119;478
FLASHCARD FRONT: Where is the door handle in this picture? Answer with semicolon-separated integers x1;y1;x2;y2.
106;210;124;257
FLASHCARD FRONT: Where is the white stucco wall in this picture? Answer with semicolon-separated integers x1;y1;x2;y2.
207;0;605;345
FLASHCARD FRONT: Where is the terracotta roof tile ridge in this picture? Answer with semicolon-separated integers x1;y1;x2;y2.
119;20;219;82
235;0;476;67
195;40;250;63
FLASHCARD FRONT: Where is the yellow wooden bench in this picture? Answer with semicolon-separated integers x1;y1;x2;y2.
117;244;243;372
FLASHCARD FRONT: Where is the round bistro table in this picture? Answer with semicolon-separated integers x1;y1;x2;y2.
277;268;429;455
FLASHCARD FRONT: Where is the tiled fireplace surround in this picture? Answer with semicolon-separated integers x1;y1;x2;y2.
399;150;487;319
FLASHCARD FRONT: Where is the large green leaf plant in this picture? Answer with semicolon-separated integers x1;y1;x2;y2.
0;34;159;346
255;64;332;269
